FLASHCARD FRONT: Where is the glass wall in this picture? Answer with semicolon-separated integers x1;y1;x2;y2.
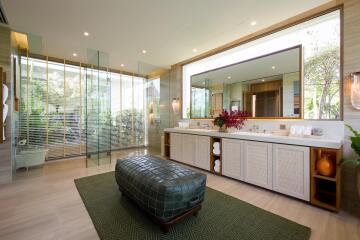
191;87;210;118
19;56;146;161
182;10;341;120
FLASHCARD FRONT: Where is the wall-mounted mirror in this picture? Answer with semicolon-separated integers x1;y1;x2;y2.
191;45;302;119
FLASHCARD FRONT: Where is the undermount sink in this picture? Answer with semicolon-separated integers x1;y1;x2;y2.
230;131;273;137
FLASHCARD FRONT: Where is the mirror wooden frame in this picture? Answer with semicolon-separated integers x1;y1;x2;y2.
189;45;303;120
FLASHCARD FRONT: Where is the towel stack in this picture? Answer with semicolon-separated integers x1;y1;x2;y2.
213;142;220;155
212;142;221;173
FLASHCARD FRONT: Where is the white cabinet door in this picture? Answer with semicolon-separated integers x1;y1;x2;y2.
273;144;310;201
194;136;210;171
170;133;182;162
181;134;196;165
243;141;273;189
222;138;244;180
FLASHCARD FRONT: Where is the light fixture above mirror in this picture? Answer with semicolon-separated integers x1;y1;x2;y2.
351;72;360;110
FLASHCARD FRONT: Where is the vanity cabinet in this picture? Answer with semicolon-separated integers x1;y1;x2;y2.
273;144;310;201
194;136;210;171
222;138;244;180
170;133;210;171
170;133;182;162
243;141;273;190
165;128;342;209
181;134;196;165
168;132;313;202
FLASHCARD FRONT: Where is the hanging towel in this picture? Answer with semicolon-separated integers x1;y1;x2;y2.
3;103;8;140
3;84;8;104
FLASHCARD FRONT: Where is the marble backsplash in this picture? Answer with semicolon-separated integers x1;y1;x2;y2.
179;119;345;141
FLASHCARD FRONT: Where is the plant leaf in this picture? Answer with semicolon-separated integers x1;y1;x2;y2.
350;136;360;157
339;158;360;166
346;124;360;137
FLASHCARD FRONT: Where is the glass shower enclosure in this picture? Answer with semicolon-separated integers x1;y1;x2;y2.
85;49;111;167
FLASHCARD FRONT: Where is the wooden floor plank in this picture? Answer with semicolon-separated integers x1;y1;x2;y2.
0;148;358;240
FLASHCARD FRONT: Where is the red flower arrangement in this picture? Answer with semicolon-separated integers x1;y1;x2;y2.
213;110;250;131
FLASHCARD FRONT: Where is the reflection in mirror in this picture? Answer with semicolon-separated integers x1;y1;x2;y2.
191;46;301;118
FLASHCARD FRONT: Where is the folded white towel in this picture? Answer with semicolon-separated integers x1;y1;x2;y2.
214;165;220;173
215;160;220;166
213;142;220;155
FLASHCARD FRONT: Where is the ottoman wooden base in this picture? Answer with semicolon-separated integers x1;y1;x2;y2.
154;205;202;233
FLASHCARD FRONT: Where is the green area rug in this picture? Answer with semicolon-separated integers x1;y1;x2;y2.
74;172;311;240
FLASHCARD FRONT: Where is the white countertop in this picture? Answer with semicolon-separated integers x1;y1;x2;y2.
164;128;343;149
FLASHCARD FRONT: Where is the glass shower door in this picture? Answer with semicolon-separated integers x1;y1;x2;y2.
85;50;111;167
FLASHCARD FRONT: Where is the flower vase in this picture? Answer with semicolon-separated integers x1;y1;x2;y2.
219;125;227;133
316;154;335;176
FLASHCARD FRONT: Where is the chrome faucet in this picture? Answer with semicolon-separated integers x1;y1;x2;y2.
203;123;210;129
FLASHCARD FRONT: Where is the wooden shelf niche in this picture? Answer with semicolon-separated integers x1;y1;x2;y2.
164;132;170;158
310;147;341;211
210;137;222;175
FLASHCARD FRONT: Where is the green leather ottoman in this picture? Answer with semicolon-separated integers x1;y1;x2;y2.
115;155;207;232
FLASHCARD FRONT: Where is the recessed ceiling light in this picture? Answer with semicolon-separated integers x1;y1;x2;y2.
262;79;265;82
120;63;125;67
227;76;231;79
250;21;257;26
272;66;276;70
193;48;198;53
142;50;147;54
72;53;77;57
83;31;89;36
202;81;205;85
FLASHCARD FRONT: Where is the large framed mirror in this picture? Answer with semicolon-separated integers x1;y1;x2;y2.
190;45;303;119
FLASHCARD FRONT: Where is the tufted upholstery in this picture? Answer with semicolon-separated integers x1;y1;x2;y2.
115;155;207;222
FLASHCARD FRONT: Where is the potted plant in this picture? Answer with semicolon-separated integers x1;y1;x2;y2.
213;110;249;132
340;124;360;198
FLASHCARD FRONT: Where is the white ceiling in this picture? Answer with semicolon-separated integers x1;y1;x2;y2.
192;47;300;86
1;0;330;73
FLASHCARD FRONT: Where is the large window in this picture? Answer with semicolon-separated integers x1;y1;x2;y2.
20;56;146;160
183;10;341;120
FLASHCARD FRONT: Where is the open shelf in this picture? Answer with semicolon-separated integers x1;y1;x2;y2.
210;137;222;176
164;132;170;158
310;147;341;211
313;173;337;182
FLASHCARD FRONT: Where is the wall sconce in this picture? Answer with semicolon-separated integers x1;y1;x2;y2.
172;98;180;115
351;72;360;110
149;101;154;125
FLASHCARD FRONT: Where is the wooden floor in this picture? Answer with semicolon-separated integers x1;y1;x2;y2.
0;148;359;240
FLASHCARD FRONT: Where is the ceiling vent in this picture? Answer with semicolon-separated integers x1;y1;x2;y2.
0;2;8;25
